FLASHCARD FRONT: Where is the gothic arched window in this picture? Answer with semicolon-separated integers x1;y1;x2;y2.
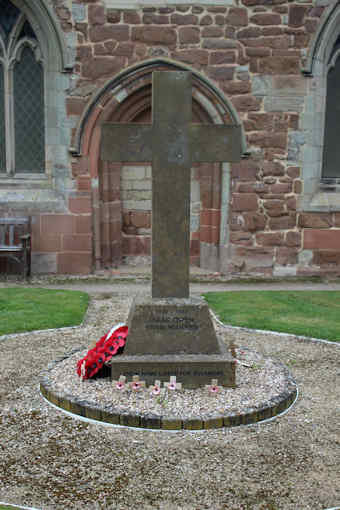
322;35;340;180
0;0;45;175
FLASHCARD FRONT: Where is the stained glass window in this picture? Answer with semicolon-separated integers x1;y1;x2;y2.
13;47;45;173
0;63;5;172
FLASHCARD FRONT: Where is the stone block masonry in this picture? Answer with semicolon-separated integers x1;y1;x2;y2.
5;0;338;276
31;211;93;274
59;0;339;276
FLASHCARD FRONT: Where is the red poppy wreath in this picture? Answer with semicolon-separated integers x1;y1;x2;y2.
77;323;128;379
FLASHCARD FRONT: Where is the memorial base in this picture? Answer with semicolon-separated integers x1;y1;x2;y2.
109;352;235;389
108;296;236;389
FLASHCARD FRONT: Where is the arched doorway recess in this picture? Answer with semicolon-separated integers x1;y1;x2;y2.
74;58;245;271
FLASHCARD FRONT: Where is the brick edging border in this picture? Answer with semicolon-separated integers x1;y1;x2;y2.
40;351;297;431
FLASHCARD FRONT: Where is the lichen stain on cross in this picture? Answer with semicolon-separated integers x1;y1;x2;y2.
101;71;242;299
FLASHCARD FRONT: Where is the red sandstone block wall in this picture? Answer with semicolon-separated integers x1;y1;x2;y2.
37;0;340;276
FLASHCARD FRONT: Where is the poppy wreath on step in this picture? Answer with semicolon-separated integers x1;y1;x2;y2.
77;323;128;379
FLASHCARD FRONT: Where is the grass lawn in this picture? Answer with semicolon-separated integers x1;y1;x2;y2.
0;288;89;336
203;290;340;342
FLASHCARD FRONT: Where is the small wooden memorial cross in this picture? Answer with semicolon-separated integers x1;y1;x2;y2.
101;71;241;299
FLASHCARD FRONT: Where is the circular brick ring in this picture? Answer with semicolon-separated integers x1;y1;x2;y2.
40;354;297;431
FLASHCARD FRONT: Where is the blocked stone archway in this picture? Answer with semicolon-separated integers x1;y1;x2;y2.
74;59;245;272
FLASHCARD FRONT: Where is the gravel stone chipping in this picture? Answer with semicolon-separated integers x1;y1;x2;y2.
0;290;339;510
45;342;292;423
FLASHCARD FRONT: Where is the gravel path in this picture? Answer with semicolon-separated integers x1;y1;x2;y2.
0;282;339;510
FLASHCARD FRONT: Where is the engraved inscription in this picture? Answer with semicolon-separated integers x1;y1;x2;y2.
145;313;199;331
123;370;224;378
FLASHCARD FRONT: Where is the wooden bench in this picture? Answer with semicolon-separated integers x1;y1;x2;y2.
0;217;31;278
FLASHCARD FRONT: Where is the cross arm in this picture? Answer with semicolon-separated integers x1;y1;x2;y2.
190;124;242;163
101;123;153;162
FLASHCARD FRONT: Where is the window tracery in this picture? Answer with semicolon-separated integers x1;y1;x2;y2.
0;0;45;175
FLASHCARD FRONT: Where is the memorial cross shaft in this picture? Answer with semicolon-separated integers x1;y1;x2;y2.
101;71;241;298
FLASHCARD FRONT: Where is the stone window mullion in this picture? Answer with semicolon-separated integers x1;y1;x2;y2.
6;54;15;175
0;57;6;172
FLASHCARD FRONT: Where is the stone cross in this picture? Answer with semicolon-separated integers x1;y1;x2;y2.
101;71;241;299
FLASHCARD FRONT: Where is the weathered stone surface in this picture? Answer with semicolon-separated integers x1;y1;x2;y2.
232;193;258;211
269;214;296;230
207;66;235;81
57;253;92;274
231;160;260;180
106;9;121;23
286;197;297;210
261;161;285;176
286;231;301;247
171;13;198;25
172;50;208;65
236;182;266;193
108;297;235;389
256;232;284;246
231;245;274;269
226;8;248;26
215;14;225;26
230;231;253;245
200;14;213;25
294;180;302;194
270;182;292;194
82;56;125;79
179;27;200;44
210;51;237;65
88;5;105;25
132;26;177;45
125;296;221;356
41;215;76;235
304;230;340;250
287;166;300;179
263;26;284;35
124;11;142;24
276;247;298;265
110;352;235;389
237;26;261;38
244;212;267;232
232;94;262;111
143;13;168;24
250;13;281;25
305;18;318;34
89;25;129;42
202;38;237;49
298;213;332;229
259;57;300;74
246;47;271;57
265;96;304;113
202;26;223;38
313;250;340;265
223;80;251;94
248;132;287;149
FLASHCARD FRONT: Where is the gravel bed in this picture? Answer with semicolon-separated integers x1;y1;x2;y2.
0;289;339;510
47;345;290;421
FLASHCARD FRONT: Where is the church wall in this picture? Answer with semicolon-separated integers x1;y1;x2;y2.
53;0;340;276
3;0;340;276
